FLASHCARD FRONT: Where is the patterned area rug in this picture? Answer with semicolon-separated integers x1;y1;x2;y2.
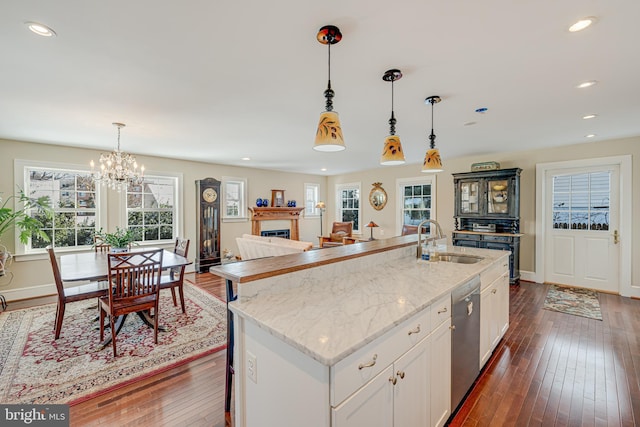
543;284;603;320
0;282;227;405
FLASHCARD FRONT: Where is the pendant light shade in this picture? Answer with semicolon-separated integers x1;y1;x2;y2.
422;95;444;173
380;69;405;165
315;111;345;151
314;25;345;152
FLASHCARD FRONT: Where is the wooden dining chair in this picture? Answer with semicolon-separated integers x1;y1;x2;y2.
46;246;109;340
99;248;164;357
160;238;190;313
93;236;111;253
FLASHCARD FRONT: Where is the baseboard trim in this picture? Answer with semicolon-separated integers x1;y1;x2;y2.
1;283;56;303
519;270;537;283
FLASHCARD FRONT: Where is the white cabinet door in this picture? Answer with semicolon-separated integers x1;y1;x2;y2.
479;286;494;368
496;272;509;339
480;271;509;369
393;336;430;427
430;318;452;427
332;365;394;427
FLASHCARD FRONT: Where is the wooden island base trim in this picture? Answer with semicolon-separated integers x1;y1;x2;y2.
211;234;417;284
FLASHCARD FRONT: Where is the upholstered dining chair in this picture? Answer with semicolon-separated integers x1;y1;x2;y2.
319;222;354;248
46;246;109;340
99;248;163;357
159;238;190;313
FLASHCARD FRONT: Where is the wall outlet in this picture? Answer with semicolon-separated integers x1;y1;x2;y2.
379;228;385;236
247;351;257;383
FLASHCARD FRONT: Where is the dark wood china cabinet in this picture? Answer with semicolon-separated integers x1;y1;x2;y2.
452;168;522;284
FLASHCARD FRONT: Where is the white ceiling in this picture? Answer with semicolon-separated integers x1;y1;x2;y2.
2;1;639;176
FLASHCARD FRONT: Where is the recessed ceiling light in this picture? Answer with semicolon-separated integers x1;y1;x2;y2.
569;17;597;32
241;157;251;161
585;134;596;138
464;121;477;126
576;80;597;89
320;168;327;172
582;114;597;120
25;21;56;37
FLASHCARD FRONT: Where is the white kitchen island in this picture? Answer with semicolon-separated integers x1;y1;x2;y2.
211;235;510;427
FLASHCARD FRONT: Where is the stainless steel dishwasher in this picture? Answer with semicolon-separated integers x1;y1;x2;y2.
451;275;481;412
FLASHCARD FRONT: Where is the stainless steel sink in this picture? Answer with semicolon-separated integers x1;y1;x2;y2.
436;253;484;264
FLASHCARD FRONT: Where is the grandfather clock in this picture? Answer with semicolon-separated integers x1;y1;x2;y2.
195;178;221;272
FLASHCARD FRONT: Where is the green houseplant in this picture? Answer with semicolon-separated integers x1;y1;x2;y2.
0;190;52;276
94;227;137;252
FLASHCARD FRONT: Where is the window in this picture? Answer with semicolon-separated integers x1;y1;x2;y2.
17;161;103;253
396;176;436;234
552;171;610;230
222;177;247;221
126;175;178;243
335;182;361;232
304;183;320;216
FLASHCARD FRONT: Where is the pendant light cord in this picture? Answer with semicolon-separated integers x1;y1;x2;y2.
324;37;334;111
389;78;396;135
429;99;436;149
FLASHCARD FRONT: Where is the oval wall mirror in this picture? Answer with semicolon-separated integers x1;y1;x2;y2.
369;182;388;210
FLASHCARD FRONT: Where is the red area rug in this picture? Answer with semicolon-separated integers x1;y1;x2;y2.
0;282;227;404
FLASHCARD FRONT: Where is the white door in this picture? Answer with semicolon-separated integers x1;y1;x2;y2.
544;166;620;292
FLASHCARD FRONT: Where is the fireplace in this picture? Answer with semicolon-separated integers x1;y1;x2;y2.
261;229;290;239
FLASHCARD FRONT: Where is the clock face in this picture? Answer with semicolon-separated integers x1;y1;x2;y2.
202;187;218;203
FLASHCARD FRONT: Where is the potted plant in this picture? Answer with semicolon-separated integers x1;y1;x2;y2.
0;189;52;276
94;227;137;252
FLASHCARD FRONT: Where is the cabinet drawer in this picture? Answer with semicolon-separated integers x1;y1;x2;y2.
481;259;509;290
484;242;511;251
330;307;430;406
483;234;512;242
430;293;451;329
453;233;481;241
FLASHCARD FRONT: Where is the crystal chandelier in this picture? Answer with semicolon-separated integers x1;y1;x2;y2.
90;122;144;191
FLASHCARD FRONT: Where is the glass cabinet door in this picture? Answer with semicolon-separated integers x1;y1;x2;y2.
487;179;509;214
460;181;480;214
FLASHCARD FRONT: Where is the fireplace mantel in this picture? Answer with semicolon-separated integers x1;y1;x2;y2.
248;207;305;241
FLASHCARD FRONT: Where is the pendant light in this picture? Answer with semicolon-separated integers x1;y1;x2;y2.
422;95;443;173
314;25;345;152
380;69;405;165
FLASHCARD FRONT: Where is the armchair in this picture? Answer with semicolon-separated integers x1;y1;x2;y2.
319;222;354;248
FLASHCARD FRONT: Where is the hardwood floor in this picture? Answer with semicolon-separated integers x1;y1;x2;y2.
12;273;640;426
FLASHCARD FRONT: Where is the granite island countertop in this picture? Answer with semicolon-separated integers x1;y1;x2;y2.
226;243;510;366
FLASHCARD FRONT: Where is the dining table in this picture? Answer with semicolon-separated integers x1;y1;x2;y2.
60;247;191;282
59;247;192;346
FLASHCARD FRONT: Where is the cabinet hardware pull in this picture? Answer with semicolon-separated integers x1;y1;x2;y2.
397;371;405;379
438;307;448;314
407;325;421;335
358;354;378;370
450;325;456;330
389;376;397;385
492;289;497;294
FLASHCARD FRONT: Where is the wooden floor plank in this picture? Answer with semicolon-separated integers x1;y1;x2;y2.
10;273;640;426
